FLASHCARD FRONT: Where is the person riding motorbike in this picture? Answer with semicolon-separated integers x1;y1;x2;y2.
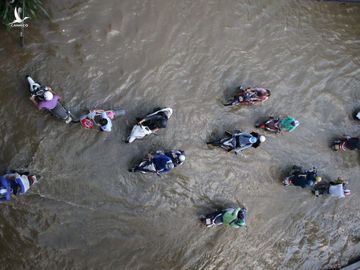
80;109;113;132
0;172;37;203
283;166;322;188
333;136;360;151
222;207;247;228
202;207;247;228
313;177;350;198
225;86;271;106
259;115;299;133
127;108;173;143
164;150;186;167
148;152;175;175
137;110;169;133
209;130;266;154
26;76;75;123
30;87;60;111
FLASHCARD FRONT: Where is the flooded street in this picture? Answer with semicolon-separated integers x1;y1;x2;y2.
0;0;360;269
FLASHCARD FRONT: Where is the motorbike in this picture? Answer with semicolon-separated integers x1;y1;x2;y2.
200;208;247;228
332;137;360;151
224;86;271;107
130;150;179;175
130;159;157;174
26;76;76;124
200;210;226;227
80;109;125;129
127;107;173;143
207;130;256;154
282;166;318;186
255;116;282;133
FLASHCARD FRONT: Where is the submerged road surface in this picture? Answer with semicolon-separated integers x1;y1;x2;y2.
0;1;359;269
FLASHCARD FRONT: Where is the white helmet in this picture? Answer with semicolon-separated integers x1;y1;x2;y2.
44;91;53;101
178;154;186;162
259;135;266;143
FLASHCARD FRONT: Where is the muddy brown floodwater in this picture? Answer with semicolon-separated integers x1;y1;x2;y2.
0;0;359;269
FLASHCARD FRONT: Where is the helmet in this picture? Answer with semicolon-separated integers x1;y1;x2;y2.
259;135;266;143
249;136;257;144
237;219;246;226
81;118;93;129
178;154;186;162
315;176;322;183
166;162;175;170
344;189;351;196
44;91;53;101
293;120;300;127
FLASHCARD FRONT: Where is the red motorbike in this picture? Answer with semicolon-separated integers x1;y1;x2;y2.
224;86;271;107
255;116;282;133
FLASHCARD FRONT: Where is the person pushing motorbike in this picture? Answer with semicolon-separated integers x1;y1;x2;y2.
0;172;37;203
313;177;350;198
224;85;271;106
207;130;266;154
201;207;247;228
283;166;322;188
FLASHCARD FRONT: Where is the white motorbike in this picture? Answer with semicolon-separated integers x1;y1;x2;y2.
127;107;173;143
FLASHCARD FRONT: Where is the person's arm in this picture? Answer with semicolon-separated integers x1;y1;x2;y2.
29;95;39;108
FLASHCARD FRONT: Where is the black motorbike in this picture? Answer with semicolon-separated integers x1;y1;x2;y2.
332;137;360;151
200;210;226;227
282;166;319;187
200;208;247;228
207;130;257;154
26;76;77;124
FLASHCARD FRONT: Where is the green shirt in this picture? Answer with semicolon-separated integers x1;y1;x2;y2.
281;116;296;132
222;208;245;228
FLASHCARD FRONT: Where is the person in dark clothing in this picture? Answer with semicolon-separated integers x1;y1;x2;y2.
283;166;322;188
343;137;360;150
138;112;168;132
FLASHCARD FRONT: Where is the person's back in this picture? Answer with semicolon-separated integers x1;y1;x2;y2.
233;132;260;153
329;184;346;198
152;154;173;173
37;92;59;110
345;137;360;150
99;112;112;132
292;171;317;188
280;116;299;132
142;113;168;131
222;208;246;228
